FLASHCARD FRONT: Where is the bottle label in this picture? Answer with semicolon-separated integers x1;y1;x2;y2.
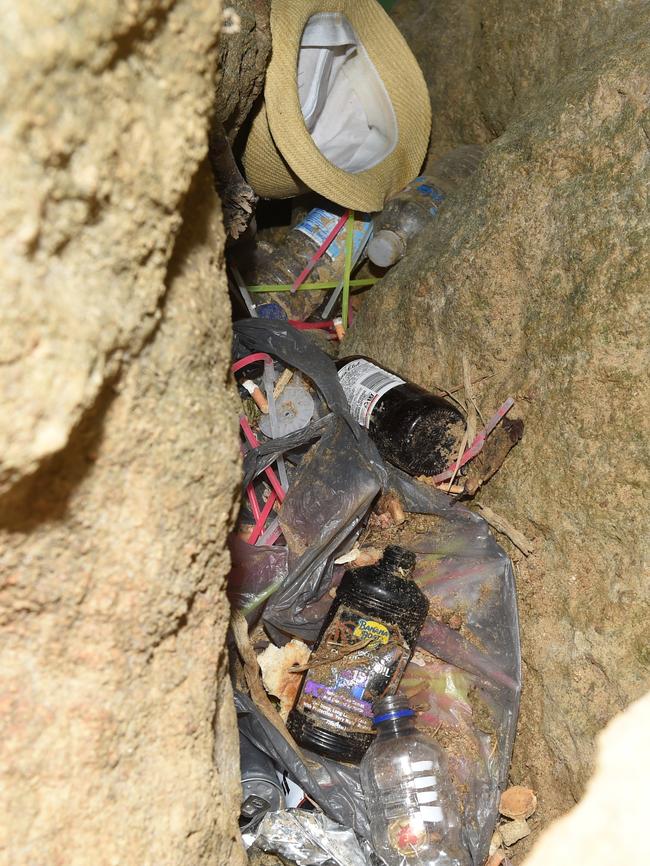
407;176;446;216
381;769;449;856
295;604;410;736
294;208;372;262
338;359;404;428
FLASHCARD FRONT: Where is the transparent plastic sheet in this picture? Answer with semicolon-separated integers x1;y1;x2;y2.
230;322;521;864
385;467;521;865
250;810;375;866
227;535;288;619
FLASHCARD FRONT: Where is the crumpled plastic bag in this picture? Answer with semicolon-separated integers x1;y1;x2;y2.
227;535;288;617
250;809;374;866
264;417;383;641
231;321;521;865
235;691;370;840
386;466;520;862
233;320;387;642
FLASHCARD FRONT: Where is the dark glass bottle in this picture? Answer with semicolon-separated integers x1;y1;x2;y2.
287;546;428;764
337;357;465;476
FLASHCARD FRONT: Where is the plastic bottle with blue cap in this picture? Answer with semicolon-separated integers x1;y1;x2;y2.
360;694;470;866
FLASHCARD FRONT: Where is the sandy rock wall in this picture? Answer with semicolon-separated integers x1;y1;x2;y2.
348;20;650;835
393;0;650;159
0;3;244;865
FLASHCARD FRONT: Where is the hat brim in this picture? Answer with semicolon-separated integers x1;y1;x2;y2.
242;0;431;211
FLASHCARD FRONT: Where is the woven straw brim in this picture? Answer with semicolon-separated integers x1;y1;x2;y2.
242;0;431;212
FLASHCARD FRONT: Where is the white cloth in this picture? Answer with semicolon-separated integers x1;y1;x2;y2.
297;13;398;174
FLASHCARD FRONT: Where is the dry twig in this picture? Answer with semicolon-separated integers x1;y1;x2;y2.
230;610;303;753
474;503;534;556
289;638;377;672
273;367;293;399
462;354;479;444
447;427;469;493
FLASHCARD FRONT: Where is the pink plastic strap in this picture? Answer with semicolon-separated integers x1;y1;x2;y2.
433;398;515;483
231;352;273;374
288;320;335;330
291;212;350;293
247;492;277;545
239;415;286;503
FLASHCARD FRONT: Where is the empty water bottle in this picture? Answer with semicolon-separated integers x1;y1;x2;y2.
367;145;484;268
360;694;469;866
240;207;373;320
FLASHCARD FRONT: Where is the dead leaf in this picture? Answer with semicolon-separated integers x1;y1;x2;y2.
258;639;311;720
499;819;531;847
499;785;537;820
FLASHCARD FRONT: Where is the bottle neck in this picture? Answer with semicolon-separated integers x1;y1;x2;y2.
375;715;418;739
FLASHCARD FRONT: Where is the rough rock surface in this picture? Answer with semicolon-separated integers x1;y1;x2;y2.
348;22;650;834
214;0;271;140
0;0;222;494
393;0;650;159
0;3;244;865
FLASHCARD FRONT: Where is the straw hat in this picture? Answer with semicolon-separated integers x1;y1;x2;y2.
241;0;431;212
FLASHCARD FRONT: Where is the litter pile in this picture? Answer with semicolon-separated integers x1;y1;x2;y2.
227;318;523;866
220;3;528;864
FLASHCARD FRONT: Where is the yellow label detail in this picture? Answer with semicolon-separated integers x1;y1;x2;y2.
353;618;390;645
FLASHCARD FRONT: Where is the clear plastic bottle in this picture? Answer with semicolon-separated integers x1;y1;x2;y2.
241;207;373;320
360;694;469;866
367;145;484;268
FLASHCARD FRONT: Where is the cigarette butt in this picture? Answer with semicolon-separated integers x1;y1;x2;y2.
273;367;293;399
242;379;268;413
333;316;345;341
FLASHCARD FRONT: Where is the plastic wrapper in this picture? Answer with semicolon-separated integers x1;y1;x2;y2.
250;810;375;866
230;321;521;865
232;319;387;640
242;414;335;489
234;691;370;839
264;418;383;641
227;535;288;618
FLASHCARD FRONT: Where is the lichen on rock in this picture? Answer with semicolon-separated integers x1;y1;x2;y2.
347;19;650;834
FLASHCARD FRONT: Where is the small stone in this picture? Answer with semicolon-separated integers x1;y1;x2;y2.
499;819;530;847
499;785;537;820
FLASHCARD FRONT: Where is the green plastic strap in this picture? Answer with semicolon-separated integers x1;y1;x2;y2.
247;278;376;294
341;210;355;330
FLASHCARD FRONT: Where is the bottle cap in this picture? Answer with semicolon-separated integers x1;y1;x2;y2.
367;229;406;267
373;693;415;725
381;545;416;574
256;302;288;320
